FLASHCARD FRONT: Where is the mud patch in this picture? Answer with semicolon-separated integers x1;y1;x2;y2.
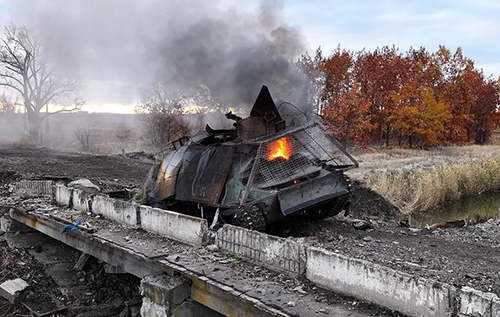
0;145;151;191
349;180;400;221
0;170;19;185
21;293;64;316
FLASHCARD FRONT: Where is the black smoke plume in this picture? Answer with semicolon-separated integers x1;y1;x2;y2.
6;0;310;110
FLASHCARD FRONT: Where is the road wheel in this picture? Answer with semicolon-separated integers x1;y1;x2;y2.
232;205;267;231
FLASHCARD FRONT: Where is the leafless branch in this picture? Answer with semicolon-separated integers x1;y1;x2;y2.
41;99;86;120
0;23;82;141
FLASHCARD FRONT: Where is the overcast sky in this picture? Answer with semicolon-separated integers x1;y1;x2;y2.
0;0;498;113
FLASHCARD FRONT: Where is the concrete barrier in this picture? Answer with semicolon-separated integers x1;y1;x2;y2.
72;188;93;213
55;184;73;207
140;206;208;246
91;195;138;227
306;247;456;317
13;180;54;197
491;297;500;317
216;224;306;275
459;286;499;317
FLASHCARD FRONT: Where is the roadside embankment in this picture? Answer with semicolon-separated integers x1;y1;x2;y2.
347;146;500;215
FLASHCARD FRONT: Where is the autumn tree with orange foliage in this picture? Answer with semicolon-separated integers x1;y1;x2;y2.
391;85;451;147
322;83;374;145
472;78;500;144
319;47;375;144
300;44;500;147
320;46;355;106
389;48;451;147
354;46;414;146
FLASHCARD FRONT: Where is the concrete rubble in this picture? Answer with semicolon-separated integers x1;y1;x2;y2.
68;178;101;193
0;278;29;304
0;224;142;316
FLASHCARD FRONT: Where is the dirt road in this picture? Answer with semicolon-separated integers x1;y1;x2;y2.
0;145;152;191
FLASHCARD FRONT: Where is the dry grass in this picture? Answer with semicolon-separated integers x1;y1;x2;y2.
350;145;500;215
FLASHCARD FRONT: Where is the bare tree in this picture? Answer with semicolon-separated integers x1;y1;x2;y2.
136;81;190;147
0;24;81;142
136;81;184;115
0;93;17;114
296;48;325;114
74;128;99;153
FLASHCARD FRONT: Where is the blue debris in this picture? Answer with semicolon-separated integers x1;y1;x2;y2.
62;220;83;234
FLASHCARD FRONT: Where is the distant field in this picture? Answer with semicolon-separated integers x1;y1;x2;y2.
0;111;233;154
0;112;146;152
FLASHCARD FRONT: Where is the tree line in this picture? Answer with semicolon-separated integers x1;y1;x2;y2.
298;46;500;147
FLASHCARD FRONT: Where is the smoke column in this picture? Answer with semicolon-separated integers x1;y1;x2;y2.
5;0;310;110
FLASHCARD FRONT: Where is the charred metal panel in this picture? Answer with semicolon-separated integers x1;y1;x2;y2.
277;172;347;215
155;147;186;200
238;116;271;141
176;145;235;205
221;144;258;206
238;86;284;141
250;85;282;123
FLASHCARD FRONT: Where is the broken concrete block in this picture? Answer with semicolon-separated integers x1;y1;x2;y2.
0;215;11;232
74;252;92;271
206;244;219;252
459;286;498;316
141;274;191;308
72;188;93;213
55;184;73;207
13;180;54;198
140;297;168;317
0;278;29;304
92;195;138;227
68;178;101;193
140;206;208;245
21;292;65;316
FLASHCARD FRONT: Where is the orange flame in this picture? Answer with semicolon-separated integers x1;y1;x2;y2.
266;137;292;161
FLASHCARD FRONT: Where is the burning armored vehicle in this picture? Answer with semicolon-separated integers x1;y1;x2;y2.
139;86;358;231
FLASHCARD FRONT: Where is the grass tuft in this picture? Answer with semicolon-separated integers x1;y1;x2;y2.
365;156;500;215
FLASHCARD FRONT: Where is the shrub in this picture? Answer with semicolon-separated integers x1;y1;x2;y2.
365;157;500;214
